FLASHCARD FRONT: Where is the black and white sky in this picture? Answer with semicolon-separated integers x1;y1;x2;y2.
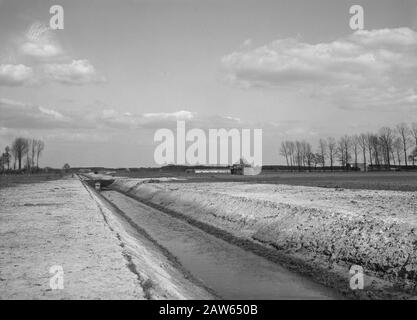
0;0;416;167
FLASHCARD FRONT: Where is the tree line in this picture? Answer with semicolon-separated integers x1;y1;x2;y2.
0;137;45;173
279;122;417;170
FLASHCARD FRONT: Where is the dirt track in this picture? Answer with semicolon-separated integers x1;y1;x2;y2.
0;177;213;299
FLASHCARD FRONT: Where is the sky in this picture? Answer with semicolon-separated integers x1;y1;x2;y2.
0;0;417;167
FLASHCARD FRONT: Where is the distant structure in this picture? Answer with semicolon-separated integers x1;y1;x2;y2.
195;168;231;174
231;158;257;175
185;168;231;174
355;163;368;172
179;159;258;175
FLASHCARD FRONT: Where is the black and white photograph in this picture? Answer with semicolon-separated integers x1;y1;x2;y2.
1;0;417;309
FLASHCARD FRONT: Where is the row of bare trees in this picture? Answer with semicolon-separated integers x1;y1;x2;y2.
279;123;417;170
0;137;45;173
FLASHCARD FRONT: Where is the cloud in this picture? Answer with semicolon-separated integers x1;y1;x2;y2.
241;39;253;48
38;106;65;120
143;110;195;120
0;64;33;86
20;22;63;59
21;42;62;59
0;97;250;134
44;132;111;143
0;98;70;129
222;28;417;110
43;60;106;85
0;22;104;87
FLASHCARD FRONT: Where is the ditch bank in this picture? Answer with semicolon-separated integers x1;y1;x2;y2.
80;178;215;300
110;178;417;299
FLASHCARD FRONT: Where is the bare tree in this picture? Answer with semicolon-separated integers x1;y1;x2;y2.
11;137;29;170
390;146;396;166
327;137;337;170
295;141;302;169
279;141;290;166
311;152;322;168
274;122;416;172
318;139;327;168
30;139;37;170
409;147;417;164
393;137;403;166
11;145;17;170
379;127;395;167
287;141;295;168
337;135;351;168
35;140;45;168
396;123;410;166
351;135;360;168
358;134;367;169
337;139;345;166
366;133;375;166
411;123;417;165
0;153;5;172
25;139;32;172
368;133;383;166
4;146;11;170
303;141;313;169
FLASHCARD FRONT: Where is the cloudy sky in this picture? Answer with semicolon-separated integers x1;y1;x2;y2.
0;0;416;167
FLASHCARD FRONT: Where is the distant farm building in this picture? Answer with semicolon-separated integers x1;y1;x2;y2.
231;158;258;175
186;168;231;174
180;160;258;175
355;163;368;172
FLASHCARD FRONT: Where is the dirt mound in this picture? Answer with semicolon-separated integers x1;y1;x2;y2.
110;179;417;298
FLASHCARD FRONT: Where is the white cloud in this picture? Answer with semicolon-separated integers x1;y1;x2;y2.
224;115;241;122
0;22;104;87
21;42;63;59
20;22;63;59
0;97;251;134
44;132;111;143
0;98;26;107
143;110;195;120
39;107;65;120
242;38;253;48
43;60;106;85
222;28;417;110
0;64;33;86
0;98;69;129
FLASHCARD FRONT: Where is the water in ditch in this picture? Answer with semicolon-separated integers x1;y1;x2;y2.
101;190;341;300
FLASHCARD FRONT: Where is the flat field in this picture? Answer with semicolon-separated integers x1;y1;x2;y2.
116;171;417;191
0;175;213;299
0;173;63;189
